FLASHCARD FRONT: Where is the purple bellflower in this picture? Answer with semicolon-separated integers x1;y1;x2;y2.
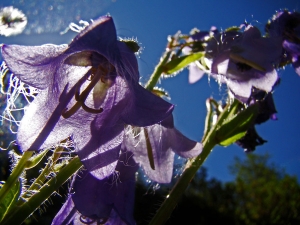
236;92;277;152
124;114;203;183
266;10;300;76
52;115;202;225
1;15;174;180
2;15;202;225
187;25;282;102
52;149;138;225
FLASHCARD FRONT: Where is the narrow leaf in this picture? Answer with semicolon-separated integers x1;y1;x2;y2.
0;179;21;222
216;103;259;146
25;149;50;169
163;52;204;75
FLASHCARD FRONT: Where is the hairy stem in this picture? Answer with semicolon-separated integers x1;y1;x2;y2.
0;151;33;203
1;156;82;225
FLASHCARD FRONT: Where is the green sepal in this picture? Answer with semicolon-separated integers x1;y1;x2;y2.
216;103;259;146
152;87;169;98
121;40;140;53
163;52;204;75
0;179;21;222
25;149;50;169
225;26;241;32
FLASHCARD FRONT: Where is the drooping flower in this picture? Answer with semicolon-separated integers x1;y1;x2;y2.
1;15;174;180
236;92;277;152
124;114;202;183
266;10;300;75
52;149;138;225
52;115;202;225
206;25;282;102
185;25;282;102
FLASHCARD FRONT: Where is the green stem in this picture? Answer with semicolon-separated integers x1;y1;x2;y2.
148;130;217;225
145;50;172;91
148;99;239;225
1;156;82;225
21;146;63;199
202;98;214;141
0;151;33;203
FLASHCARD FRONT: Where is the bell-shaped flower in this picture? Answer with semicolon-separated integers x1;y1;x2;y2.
236;92;277;152
204;25;281;102
52;149;138;225
124;115;202;183
1;15;174;180
52;115;202;225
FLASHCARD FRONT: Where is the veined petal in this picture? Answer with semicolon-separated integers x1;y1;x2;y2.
168;128;202;158
121;83;174;127
117;41;139;83
188;62;205;84
66;16;117;61
1;44;68;89
51;196;77;225
124;125;174;183
16;65;92;151
72;150;137;225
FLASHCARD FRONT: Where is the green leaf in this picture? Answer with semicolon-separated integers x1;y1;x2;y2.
0;179;21;222
216;103;259;146
163;52;204;75
219;131;247;146
25;149;50;169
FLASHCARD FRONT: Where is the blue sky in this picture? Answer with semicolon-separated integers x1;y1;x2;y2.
1;0;300;182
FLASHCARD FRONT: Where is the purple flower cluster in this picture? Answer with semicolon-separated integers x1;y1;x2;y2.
188;25;282;102
1;16;202;224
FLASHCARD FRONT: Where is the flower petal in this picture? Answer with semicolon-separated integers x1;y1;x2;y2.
168;128;202;158
66;16;117;61
72;150;138;225
51;196;77;225
188;62;205;84
124;125;174;183
121;83;174;127
1;44;68;89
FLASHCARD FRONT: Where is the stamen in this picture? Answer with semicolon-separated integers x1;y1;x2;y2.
82;102;104;114
61;64;113;118
143;128;155;170
230;53;266;72
61;102;82;119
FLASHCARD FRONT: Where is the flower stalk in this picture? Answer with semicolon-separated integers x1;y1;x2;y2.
1;156;82;225
0;151;33;203
148;99;243;225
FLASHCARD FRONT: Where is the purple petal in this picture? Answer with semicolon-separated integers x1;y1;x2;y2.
121;83;174;127
117;41;139;83
233;26;282;67
72;151;137;225
66;16;118;62
293;57;300;76
188;63;205;84
51;196;77;225
211;52;230;75
1;44;68;89
283;40;300;76
125;116;202;183
124;126;174;183
168;128;202;158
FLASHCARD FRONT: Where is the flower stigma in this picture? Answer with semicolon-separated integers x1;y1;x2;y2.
62;62;115;118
